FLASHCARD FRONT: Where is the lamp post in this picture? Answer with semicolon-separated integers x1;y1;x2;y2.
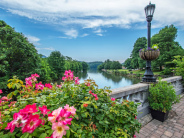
142;2;156;82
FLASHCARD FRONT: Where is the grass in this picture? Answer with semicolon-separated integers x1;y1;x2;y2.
108;69;162;75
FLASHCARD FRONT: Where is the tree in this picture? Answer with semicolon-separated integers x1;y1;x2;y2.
0;20;40;89
124;58;133;69
82;62;88;71
47;51;65;79
151;25;184;70
130;37;147;69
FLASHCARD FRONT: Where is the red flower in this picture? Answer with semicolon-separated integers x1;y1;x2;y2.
135;116;137;119
95;97;98;101
111;98;116;101
89;90;92;94
20;103;38;114
83;104;88;107
39;105;50;116
45;83;52;89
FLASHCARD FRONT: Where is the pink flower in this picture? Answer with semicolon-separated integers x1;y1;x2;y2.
64;104;76;116
135;116;137;119
5;121;15;133
13;112;28;128
85;82;90;86
133;135;136;137
52;122;69;138
111;98;116;101
39;105;50;116
45;83;52;89
31;73;40;78
35;82;44;90
20;103;38;114
74;77;80;85
56;109;72;125
8;101;17;108
95;97;98;101
22;114;42;133
92;93;97;98
46;134;53;138
48;107;63;123
57;85;62;88
1;96;9;101
89;90;92;94
0;90;3;94
63;70;74;81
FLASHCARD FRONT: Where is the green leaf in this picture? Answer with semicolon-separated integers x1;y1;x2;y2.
39;133;47;138
66;130;70;138
20;133;29;138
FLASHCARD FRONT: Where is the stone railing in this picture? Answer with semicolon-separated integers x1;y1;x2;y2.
109;76;183;119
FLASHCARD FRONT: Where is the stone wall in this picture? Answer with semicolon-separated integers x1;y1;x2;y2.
110;76;183;120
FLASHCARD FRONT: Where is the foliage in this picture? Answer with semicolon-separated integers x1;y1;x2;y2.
171;56;184;78
0;20;41;89
64;57;83;72
47;51;65;80
0;71;141;138
151;25;184;70
139;44;159;52
148;78;180;113
124;58;132;69
97;59;122;70
88;62;103;69
82;62;88;71
130;37;147;69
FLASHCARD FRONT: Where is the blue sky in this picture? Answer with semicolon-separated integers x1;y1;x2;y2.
0;0;184;63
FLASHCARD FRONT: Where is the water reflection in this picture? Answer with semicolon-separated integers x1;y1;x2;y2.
75;71;88;80
75;69;140;89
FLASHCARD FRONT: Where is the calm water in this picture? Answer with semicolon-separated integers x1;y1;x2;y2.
73;69;140;89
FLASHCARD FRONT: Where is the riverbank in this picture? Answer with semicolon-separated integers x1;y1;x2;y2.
102;69;173;79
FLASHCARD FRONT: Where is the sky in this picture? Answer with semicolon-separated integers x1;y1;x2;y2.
0;0;184;63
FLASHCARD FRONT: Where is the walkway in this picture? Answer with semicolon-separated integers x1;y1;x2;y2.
135;96;184;138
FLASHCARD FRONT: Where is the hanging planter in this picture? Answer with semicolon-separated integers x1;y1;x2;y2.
139;50;160;61
139;45;160;61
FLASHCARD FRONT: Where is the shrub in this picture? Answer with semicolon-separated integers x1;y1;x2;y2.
171;56;184;78
0;71;141;138
148;78;180;113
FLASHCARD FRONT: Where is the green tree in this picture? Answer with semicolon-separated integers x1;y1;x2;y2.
0;20;41;89
82;61;88;71
124;58;132;69
130;37;147;69
47;51;65;79
151;25;184;70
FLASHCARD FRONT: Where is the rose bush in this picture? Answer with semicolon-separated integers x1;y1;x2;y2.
0;70;141;138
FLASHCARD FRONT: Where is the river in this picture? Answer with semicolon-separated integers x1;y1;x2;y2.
73;69;140;89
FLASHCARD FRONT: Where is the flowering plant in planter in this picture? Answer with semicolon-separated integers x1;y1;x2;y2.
0;70;141;138
139;44;160;61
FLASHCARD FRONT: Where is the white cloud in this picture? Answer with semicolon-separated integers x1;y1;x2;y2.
1;0;184;29
64;29;78;38
93;28;106;36
81;33;89;37
96;34;103;36
36;47;54;51
25;35;41;45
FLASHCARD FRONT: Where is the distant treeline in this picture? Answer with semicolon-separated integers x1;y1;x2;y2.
97;59;122;70
0;20;88;90
87;61;103;69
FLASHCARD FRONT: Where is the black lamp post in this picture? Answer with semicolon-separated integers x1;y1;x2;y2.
142;2;156;82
